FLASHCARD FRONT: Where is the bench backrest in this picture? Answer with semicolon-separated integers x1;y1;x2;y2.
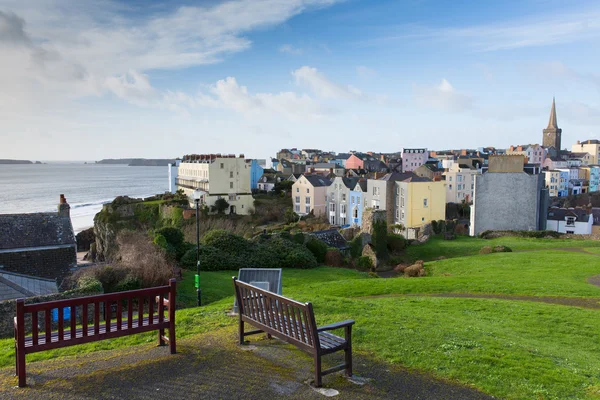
233;277;319;353
16;279;176;350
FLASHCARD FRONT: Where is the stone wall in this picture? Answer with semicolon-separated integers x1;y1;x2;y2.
0;285;103;338
0;246;76;282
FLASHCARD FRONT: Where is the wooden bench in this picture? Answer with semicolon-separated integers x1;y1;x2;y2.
233;277;354;387
14;279;177;387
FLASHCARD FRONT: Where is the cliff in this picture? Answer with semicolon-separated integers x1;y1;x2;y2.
0;159;33;164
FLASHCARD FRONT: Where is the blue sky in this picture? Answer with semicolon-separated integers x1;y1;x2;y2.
1;0;599;162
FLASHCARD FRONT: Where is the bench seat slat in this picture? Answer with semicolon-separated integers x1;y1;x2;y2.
23;316;170;354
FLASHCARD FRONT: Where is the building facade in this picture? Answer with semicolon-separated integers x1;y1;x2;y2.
250;159;266;190
402;148;429;172
443;163;480;203
176;154;254;215
327;177;359;226
168;160;181;193
470;156;549;236
546;208;593;234
572;140;600;165
394;179;446;235
292;175;331;217
349;181;367;227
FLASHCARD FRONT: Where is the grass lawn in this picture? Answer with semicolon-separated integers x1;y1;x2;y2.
404;235;600;262
3;239;600;399
584;248;600;255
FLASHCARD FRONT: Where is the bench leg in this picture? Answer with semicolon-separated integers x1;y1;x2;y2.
17;349;26;387
314;354;322;388
169;322;176;354
267;333;272;339
239;320;245;345
344;325;353;377
158;328;165;346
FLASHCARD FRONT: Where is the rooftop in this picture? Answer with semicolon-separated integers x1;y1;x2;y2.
0;213;75;250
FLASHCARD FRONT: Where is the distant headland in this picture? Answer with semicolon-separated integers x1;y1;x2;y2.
95;158;176;166
0;159;42;165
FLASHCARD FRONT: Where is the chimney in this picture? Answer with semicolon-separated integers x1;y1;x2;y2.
58;194;70;218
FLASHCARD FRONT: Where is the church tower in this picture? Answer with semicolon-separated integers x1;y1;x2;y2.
542;98;562;151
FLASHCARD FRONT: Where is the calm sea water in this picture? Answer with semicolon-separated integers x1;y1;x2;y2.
0;163;169;233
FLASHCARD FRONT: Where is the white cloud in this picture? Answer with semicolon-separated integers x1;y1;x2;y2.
413;79;473;112
361;7;600;52
293;66;362;99
279;44;303;55
105;70;157;106
527;61;600;90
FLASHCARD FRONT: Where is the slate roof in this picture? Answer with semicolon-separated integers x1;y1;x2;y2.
547;208;591;222
342;177;360;189
311;229;349;250
303;175;332;187
0;213;75;250
379;172;432;182
335;153;352;160
356;180;368;192
0;271;58;301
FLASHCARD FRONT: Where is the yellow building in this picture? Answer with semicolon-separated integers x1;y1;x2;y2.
544;170;561;197
394;178;446;234
572;140;600;164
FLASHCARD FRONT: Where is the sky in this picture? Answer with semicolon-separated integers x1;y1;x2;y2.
1;0;600;162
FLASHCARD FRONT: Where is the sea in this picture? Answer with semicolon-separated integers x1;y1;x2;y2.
0;163;169;233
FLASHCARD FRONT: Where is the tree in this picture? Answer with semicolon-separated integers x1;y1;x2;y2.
214;198;230;214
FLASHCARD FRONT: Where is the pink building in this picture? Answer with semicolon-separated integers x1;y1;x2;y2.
402;148;429;172
345;154;364;170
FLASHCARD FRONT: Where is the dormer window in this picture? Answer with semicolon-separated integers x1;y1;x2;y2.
566;216;575;226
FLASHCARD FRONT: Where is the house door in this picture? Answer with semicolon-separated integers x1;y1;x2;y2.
230;205;236;214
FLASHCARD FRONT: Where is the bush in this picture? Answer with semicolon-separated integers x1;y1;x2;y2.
292;232;305;245
431;220;441;235
156;227;184;247
493;245;512;253
284;207;299;224
387;233;407;253
306;237;328;263
357;256;373;270
372;220;388;260
199;245;242;271
285;248;318;269
349;236;363;259
262;236;317;269
180;247;198;269
214;198;230;214
201;229;253;258
114;275;142;292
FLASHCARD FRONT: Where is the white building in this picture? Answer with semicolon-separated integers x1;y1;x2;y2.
443;163;480;203
168;160;181;193
547;208;593;234
327;177;359;226
176;154;254;215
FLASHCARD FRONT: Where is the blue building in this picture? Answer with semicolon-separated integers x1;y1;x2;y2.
558;170;569;197
250;159;265;190
349;180;367;227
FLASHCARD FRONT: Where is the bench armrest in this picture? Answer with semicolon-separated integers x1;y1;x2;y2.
317;320;355;332
13;317;17;329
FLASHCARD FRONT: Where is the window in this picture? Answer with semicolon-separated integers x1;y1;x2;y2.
228;194;236;201
566;217;575;226
449;176;453;182
296;187;299;192
330;203;336;212
449;184;453;190
401;210;405;219
401;188;405;196
306;188;310;194
372;200;380;209
330;216;335;225
395;209;399;220
230;182;234;189
295;205;300;212
295;196;300;203
341;204;346;214
230;171;233;178
401;197;405;208
305;206;311;214
342;193;346;201
357;197;360;205
305;197;310;204
353;208;358;218
567;230;574;234
373;187;379;195
341;217;346;225
423;198;428;208
457;175;463;182
220;163;224;169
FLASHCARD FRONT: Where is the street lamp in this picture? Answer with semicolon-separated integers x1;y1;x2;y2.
192;189;205;306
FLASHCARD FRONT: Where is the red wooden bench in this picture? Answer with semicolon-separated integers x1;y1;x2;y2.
233;277;354;387
14;279;177;387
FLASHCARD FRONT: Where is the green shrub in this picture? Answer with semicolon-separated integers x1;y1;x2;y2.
387;233;407;253
76;276;104;294
306;237;328;263
479;246;493;255
180;247;198;269
493;245;512;253
214;198;229;214
156;227;184;247
261;236;317;269
368;271;380;278
248;244;281;268
372;220;389;260
350;236;363;259
292;232;305;245
431;220;440;235
284;207;299;223
285;248;318;269
201;229;253;257
199;245;242;271
357;256;373;270
114;275;142;292
153;234;168;248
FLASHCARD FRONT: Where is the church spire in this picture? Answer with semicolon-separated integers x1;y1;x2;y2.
547;97;558;129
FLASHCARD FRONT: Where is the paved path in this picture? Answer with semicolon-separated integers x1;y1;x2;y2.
0;327;494;400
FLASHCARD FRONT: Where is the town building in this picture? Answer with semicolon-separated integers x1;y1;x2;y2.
546;207;593;235
249;159;266;190
306;162;345;177
545;170;569;197
402;148;429;172
542;98;562;151
443;163;480;203
572;140;600;165
414;162;443;181
292;175;332;217
176;154;254;215
470;156;549;236
345;153;388;172
394;177;446;238
506;144;547;165
349;180;367;227
582;165;600;192
167;159;181;193
327;177;360;226
0;195;76;283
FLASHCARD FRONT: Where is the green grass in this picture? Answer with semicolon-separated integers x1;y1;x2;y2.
4;241;600;399
404;235;600;262
584;248;600;255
